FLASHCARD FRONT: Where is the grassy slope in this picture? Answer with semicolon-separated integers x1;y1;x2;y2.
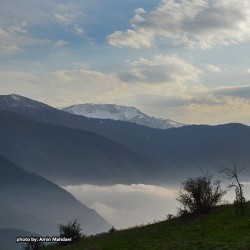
46;202;250;250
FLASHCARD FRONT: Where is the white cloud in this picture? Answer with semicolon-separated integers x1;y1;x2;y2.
0;2;45;52
0;14;48;53
64;184;177;229
74;26;84;36
133;86;250;125
0;1;85;53
53;40;69;47
1;67;250;125
212;85;250;100
0;24;27;53
203;64;224;72
0;69;127;107
108;29;153;49
9;24;27;34
0;44;21;54
53;3;86;38
54;2;82;26
54;13;73;25
108;0;250;49
119;55;202;85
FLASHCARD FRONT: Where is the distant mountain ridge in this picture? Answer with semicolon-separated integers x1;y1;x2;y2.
62;103;185;129
0;110;164;185
1;94;250;184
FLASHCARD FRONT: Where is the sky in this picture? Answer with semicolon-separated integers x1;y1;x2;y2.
1;0;250;125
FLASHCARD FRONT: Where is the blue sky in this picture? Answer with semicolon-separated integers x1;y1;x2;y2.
1;0;250;125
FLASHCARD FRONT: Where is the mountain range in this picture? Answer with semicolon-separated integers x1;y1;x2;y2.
0;109;164;185
62;103;185;129
1;94;250;183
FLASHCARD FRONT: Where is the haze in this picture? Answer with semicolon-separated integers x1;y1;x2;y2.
65;182;250;229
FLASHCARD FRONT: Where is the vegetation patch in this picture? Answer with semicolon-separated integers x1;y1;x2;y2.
43;202;250;250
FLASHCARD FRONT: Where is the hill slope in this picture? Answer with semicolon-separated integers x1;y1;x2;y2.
0;154;110;237
0;110;164;185
0;229;39;250
45;202;250;250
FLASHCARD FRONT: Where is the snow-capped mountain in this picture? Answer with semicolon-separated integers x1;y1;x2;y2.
0;94;185;129
62;104;186;129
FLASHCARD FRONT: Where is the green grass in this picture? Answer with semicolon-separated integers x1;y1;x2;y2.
45;202;250;250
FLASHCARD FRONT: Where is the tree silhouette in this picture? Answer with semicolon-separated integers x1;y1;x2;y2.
24;242;44;250
219;162;246;216
58;219;83;245
177;171;226;215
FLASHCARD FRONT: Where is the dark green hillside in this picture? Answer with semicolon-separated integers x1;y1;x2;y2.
45;202;250;250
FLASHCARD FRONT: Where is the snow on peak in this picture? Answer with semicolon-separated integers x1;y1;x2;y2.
63;103;140;120
0;94;49;110
62;103;186;129
10;93;22;100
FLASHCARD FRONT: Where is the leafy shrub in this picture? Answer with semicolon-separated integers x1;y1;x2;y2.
166;213;174;220
58;219;83;245
177;172;226;215
24;242;44;250
108;226;116;233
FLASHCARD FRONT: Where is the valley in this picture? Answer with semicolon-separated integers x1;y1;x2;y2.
0;94;250;249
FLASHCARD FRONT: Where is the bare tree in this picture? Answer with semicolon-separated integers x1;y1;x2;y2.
219;162;246;216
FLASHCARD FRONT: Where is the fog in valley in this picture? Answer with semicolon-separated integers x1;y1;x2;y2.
65;184;177;229
64;182;250;230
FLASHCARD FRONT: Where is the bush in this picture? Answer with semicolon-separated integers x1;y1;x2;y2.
166;213;174;220
58;219;83;245
24;242;44;250
177;172;226;215
108;226;116;233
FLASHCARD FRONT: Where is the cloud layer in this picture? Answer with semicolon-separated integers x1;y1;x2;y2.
64;184;177;229
1;60;250;125
118;55;201;84
108;0;250;49
64;182;250;229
